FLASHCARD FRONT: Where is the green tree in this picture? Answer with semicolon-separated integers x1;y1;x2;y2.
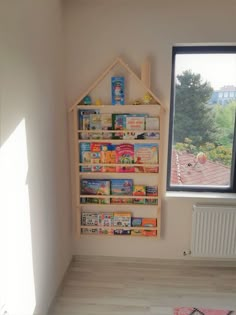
174;71;217;146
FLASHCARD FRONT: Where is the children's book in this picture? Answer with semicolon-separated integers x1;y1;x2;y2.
133;185;146;204
100;143;116;172
113;212;131;227
145;117;160;140
78;109;100;139
116;144;134;173
124;114;147;140
142;218;157;227
80;179;110;196
111;179;133;204
99;212;114;227
142;230;157;237
131;217;142;227
111;76;125;105
90;114;102;139
112;114;127;139
99;228;114;235
146;186;158;205
114;229;131;235
81;227;99;235
81;212;99;226
101;114;112;139
131;230;142;236
80;142;91;172
90;142;103;172
134;143;159;173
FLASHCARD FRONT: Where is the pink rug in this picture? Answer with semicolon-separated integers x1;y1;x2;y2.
174;308;234;315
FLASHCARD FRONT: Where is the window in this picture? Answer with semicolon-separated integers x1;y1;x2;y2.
167;46;236;192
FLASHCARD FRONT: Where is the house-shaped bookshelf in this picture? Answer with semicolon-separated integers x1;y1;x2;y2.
68;57;166;239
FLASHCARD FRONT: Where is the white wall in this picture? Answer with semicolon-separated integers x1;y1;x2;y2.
65;0;236;259
0;1;71;314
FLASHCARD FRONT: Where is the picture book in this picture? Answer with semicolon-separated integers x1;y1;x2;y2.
80;179;110;196
146;186;158;205
131;230;142;236
142;218;157;227
100;143;116;172
90;142;103;172
81;227;99;235
101;114;112;139
90;114;102;139
131;217;142;227
81;212;99;226
134;143;159;173
114;229;131;235
124;114;146;140
116;144;134;173
99;228;114;235
133;185;146;204
142;230;157;237
81;197;110;204
111;76;125;105
112;114;127;139
113;212;131;227
145;117;160;140
78;109;100;139
110;198;133;204
80;142;91;172
99;212;114;227
111;179;133;195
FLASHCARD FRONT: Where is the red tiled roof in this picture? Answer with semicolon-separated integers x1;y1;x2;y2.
171;150;230;186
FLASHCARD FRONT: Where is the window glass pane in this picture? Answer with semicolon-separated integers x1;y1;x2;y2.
169;50;236;190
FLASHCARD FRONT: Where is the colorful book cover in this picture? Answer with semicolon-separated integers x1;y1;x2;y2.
100;143;116;172
112;114;127;139
142;218;157;227
146;186;158;205
80;179;110;196
81;212;99;226
142;230;157;237
145;117;160;140
90;142;103;172
80;142;91;172
133;185;146;204
113;212;131;227
111;179;133;204
116;144;134;173
131;217;142;227
114;229;131;235
99;228;114;235
134;143;159;173
99;212;114;226
78;109;100;139
124;114;147;140
111;76;125;105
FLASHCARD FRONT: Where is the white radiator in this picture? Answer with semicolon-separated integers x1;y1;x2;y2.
191;204;236;258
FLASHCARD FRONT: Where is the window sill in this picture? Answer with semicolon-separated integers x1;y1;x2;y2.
165;191;236;200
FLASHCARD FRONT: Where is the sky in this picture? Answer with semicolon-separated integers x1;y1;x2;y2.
175;54;236;90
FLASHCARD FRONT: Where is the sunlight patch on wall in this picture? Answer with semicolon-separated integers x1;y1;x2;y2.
0;119;36;315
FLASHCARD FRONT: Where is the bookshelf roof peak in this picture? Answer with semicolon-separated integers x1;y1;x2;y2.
69;57;166;112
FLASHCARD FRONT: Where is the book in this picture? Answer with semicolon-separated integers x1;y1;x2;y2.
116;143;134;173
142;230;157;237
142;218;157;227
111;179;133;204
81;212;99;226
145;117;160;140
81;227;99;235
134;143;159;173
99;228;114;235
78;109;100;139
146;186;158;205
99;212;114;226
90;114;102;139
80;142;91;172
100;143;116;172
131;217;142;227
133;185;146;204
90;142;103;172
80;179;110;204
101;114;112;139
111;76;125;105
123;114;146;140
131;230;142;236
114;229;131;235
112;114;127;139
113;212;131;227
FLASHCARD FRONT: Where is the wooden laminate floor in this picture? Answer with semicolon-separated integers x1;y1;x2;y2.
49;256;236;315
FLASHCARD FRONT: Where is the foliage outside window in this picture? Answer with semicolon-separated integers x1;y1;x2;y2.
167;46;236;192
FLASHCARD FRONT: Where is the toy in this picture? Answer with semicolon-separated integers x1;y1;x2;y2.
95;99;102;106
82;95;92;105
143;92;152;104
111;77;125;105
